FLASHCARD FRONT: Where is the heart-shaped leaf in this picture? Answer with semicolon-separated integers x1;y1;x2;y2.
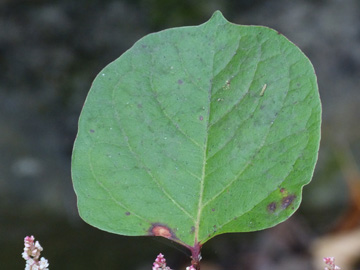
72;11;321;251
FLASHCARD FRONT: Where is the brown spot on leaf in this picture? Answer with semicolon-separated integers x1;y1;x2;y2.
282;194;296;209
190;226;195;234
267;202;277;213
280;187;286;193
178;79;183;84
211;208;215;212
137;103;143;108
199;115;204;121
125;212;131;216
90;129;95;133
149;223;174;239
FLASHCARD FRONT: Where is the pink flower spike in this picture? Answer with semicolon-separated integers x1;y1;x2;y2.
152;253;172;270
22;236;49;270
323;257;334;265
323;257;340;270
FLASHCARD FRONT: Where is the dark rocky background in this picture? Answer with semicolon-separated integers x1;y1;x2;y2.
1;0;359;269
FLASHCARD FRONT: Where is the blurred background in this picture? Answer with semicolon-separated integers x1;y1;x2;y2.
1;0;359;269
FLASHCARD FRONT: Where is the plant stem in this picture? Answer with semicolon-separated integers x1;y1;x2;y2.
190;242;202;270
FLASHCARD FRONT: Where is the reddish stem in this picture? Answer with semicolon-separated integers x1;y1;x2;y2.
189;242;202;270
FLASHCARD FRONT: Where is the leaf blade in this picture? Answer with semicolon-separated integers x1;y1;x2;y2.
72;11;321;247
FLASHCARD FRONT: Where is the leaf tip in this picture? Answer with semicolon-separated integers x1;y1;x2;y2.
209;10;228;24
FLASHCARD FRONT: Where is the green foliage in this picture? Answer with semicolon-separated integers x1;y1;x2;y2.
72;11;321;248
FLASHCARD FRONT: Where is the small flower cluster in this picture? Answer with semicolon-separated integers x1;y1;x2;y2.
153;253;196;270
324;257;340;270
22;236;49;270
153;253;172;270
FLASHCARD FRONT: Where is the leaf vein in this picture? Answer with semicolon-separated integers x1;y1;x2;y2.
202;63;292;208
111;76;196;221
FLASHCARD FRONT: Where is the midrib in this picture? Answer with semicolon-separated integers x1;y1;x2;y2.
194;75;214;245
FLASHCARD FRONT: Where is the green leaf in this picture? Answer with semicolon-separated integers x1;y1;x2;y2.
72;11;321;248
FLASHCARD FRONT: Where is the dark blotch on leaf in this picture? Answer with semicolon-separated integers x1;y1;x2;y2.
125;212;131;216
211;208;215;212
282;194;296;209
90;129;95;133
280;187;286;193
199;115;204;121
190;226;195;234
267;202;277;213
178;79;183;84
148;223;175;239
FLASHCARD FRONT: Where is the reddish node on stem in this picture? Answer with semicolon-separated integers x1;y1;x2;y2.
189;242;202;270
